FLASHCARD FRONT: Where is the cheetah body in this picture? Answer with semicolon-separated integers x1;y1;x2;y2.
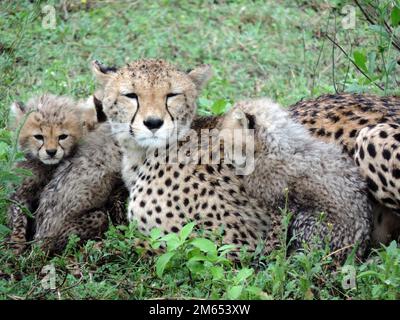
93;59;283;257
221;98;373;258
290;93;400;243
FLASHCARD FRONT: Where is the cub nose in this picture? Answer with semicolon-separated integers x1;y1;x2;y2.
46;149;57;157
143;117;164;131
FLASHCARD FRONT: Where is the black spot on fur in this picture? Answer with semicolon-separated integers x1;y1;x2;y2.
368;164;376;173
367;144;376;158
378;172;388;187
349;129;357;138
383;149;391;160
171;226;179;233
379;131;388;138
366;176;379;192
393;169;400;179
359;146;365;160
334;128;344;140
393;133;400;142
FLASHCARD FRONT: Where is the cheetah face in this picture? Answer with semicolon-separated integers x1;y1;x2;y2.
92;59;212;149
10;95;87;165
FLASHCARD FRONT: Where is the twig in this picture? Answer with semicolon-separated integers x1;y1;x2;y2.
355;0;400;52
322;244;355;260
325;34;384;90
332;13;338;93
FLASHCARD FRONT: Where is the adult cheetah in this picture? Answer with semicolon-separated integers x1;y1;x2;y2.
92;59;287;259
290;93;400;244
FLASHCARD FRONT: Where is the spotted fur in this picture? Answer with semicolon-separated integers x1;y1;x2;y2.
7;94;97;253
92;59;284;259
290;93;400;244
220;98;373;259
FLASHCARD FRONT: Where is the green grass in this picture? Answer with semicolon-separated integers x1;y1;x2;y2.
0;0;399;300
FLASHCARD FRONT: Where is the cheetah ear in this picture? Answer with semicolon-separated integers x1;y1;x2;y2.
188;64;213;91
91;60;118;86
10;101;26;122
93;95;108;123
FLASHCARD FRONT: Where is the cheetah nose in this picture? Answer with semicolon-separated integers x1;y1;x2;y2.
143;117;164;132
46;149;57;157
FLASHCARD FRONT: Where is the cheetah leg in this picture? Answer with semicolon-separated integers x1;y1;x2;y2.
7;203;29;254
37;210;109;254
354;123;400;244
289;212;370;261
104;182;129;226
371;203;400;246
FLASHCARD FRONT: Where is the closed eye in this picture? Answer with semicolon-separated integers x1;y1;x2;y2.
166;93;181;99
59;134;68;140
123;93;138;99
33;134;44;140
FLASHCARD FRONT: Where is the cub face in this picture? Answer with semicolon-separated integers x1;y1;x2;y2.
10;94;94;165
92;59;212;149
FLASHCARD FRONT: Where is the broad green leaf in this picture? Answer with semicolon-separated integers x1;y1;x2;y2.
353;51;368;74
210;266;224;281
226;285;243;299
211;99;229;115
246;286;262;297
191;238;217;256
150;227;162;240
218;244;237;251
161;233;181;251
179;222;195;242
391;6;400;26
155;252;175;277
186;260;205;274
235;268;254;283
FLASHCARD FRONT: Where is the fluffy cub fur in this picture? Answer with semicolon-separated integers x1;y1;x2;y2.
7;94;96;253
33;121;128;254
221;98;373;259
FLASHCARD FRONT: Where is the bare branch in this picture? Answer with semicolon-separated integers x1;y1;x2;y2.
325;34;384;90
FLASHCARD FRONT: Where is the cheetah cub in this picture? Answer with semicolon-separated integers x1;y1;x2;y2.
7;94;97;253
221;98;373;259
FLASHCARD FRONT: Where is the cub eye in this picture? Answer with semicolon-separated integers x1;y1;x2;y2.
59;134;68;140
123;93;138;99
33;134;44;140
166;93;181;99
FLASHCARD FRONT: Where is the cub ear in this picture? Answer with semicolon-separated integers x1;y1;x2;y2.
222;107;249;130
10;101;26;122
188;64;213;91
91;60;118;86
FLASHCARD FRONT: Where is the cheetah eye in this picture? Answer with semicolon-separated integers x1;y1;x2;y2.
33;134;44;141
123;93;138;100
59;134;68;140
166;93;181;99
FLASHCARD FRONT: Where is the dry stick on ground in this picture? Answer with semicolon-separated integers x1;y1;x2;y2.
325;34;384;91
